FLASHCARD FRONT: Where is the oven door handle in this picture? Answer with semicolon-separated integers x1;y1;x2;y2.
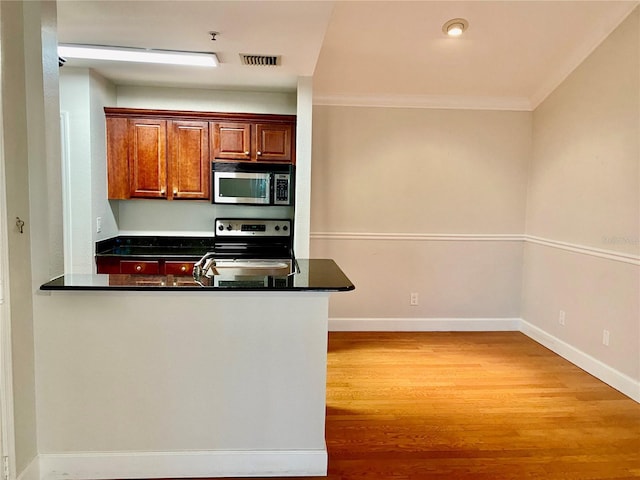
289;253;300;276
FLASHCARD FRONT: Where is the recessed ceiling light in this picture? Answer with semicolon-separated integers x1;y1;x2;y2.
442;18;469;37
57;44;219;67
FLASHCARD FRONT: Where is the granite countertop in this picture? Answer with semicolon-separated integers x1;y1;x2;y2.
96;235;216;259
40;259;355;292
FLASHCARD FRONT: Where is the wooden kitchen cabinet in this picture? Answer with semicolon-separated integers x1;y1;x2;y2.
123;119;209;200
105;108;296;200
96;257;196;275
212;121;293;163
120;260;160;274
168;121;210;199
95;256;120;274
211;122;252;161
256;123;293;162
164;261;194;275
128;118;167;198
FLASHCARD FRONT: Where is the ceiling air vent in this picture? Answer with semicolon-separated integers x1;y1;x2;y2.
240;54;280;66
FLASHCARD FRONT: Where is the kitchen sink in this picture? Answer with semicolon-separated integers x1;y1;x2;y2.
193;254;299;280
206;259;294;277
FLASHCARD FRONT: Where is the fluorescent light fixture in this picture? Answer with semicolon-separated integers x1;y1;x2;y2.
57;44;219;67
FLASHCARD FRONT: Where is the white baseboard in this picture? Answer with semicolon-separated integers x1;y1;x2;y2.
38;449;327;480
16;456;40;480
329;317;521;332
519;320;640;403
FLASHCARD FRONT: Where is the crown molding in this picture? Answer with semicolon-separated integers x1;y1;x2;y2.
313;93;533;111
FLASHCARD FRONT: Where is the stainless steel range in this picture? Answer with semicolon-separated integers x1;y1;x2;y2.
193;218;297;287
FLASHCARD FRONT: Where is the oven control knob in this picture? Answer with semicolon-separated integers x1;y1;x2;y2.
283;225;288;231
275;226;280;231
226;225;233;231
218;225;224;231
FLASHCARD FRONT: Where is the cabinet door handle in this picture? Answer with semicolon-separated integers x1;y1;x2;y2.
173;187;178;195
244;151;250;155
180;265;187;272
257;151;262;156
160;187;166;195
135;265;142;272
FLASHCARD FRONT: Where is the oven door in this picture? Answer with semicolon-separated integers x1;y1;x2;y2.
213;171;271;205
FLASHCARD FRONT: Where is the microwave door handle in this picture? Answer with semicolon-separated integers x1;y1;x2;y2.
269;173;274;203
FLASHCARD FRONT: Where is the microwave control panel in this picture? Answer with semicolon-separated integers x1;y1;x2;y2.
274;173;291;205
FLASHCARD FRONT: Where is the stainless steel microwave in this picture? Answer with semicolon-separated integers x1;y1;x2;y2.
212;162;294;206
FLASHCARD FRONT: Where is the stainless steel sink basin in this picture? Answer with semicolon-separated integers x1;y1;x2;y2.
207;259;293;277
193;253;298;280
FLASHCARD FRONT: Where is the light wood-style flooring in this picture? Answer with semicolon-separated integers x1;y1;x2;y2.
225;331;640;479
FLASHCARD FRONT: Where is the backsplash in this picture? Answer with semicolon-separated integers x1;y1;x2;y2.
114;199;294;236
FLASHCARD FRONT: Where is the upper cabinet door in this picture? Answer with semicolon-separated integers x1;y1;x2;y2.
128;119;167;198
168;121;210;199
255;123;293;163
212;122;252;161
106;117;130;199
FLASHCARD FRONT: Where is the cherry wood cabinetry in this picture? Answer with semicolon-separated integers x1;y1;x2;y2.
128;119;167;198
165;261;194;276
256;123;293;162
211;122;251;161
94;256;120;274
96;257;195;275
212;121;293;163
120;260;160;275
107;112;210;200
105;108;296;200
168;121;210;199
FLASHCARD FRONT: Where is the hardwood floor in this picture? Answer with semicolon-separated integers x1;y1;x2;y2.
225;331;640;479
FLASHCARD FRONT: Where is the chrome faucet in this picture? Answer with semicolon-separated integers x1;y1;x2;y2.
193;252;216;279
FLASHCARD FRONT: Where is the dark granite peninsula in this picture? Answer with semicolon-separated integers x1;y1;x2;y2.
41;259;354;291
37;238;354;478
41;234;354;291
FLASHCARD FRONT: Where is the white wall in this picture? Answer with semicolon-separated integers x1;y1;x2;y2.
310;106;531;320
59;68;117;273
1;0;62;475
523;7;639;382
116;201;292;235
89;70;118;243
294;77;313;257
116;85;296;115
59;69;94;273
0;2;38;474
35;291;330;478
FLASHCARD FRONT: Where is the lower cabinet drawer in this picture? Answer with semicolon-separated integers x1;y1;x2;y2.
120;260;160;274
96;257;120;274
96;257;197;275
165;261;194;275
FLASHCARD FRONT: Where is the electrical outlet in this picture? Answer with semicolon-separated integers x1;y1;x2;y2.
410;292;419;306
602;330;610;346
96;216;102;233
558;310;566;326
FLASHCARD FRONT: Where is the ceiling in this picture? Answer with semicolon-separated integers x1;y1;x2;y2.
56;0;639;110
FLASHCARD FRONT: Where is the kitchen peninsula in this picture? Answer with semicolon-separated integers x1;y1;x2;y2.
37;260;353;478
